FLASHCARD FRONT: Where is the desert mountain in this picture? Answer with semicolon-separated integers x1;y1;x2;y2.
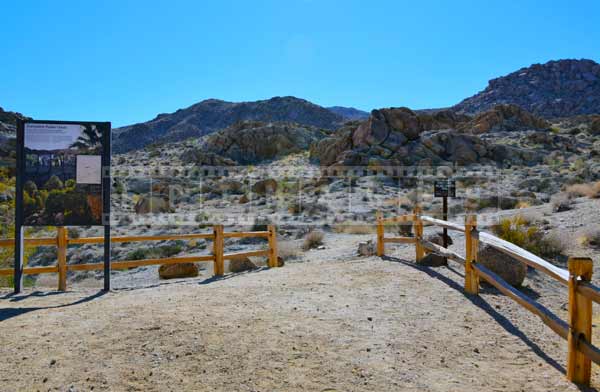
326;106;369;121
113;96;345;153
454;59;600;118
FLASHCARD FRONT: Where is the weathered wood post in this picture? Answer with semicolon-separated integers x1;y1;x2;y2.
567;257;593;386
464;214;479;295
413;206;424;262
213;225;224;276
57;227;68;291
267;225;278;268
376;211;384;257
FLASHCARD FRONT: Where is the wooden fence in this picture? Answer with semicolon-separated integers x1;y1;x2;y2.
377;207;600;386
0;225;279;291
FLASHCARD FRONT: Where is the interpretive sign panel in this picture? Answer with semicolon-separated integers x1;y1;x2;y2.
20;122;109;226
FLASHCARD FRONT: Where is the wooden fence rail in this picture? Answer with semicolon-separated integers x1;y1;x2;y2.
377;208;600;386
0;225;280;290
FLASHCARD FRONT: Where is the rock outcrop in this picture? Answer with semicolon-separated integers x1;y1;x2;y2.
460;104;549;134
310;107;544;167
454;59;600;118
199;121;329;164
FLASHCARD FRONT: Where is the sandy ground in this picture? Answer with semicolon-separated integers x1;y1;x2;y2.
1;233;598;392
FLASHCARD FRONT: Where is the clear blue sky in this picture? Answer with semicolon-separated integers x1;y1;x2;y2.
1;0;598;127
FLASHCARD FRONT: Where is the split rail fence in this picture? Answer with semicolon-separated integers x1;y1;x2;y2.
0;225;279;291
377;207;600;386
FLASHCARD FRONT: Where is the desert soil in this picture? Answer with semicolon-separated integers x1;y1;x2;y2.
1;233;598;392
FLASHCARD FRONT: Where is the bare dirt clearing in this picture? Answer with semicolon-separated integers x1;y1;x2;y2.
0;236;597;391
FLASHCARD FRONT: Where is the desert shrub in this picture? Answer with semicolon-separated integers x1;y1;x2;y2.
565;182;600;199
491;215;564;258
302;230;324;250
251;218;271;232
551;192;574;212
278;241;301;261
579;228;600;248
126;241;184;260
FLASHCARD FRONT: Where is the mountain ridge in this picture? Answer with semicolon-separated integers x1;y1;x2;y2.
113;96;346;153
453;59;600;118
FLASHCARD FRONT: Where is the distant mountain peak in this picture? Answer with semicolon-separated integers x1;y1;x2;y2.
454;58;600;118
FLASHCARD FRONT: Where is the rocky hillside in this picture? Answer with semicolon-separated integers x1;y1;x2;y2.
0;107;29;136
182;121;330;165
326;106;369;121
454;59;600;118
113;96;345;153
0;107;29;168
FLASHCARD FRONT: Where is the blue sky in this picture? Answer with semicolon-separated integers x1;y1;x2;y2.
1;0;598;127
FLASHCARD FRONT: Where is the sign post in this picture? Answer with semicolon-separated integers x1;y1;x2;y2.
15;120;111;294
434;179;456;264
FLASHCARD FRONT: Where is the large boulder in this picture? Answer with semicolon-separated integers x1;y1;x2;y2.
357;240;376;256
252;179;278;195
158;263;199;279
216;179;244;194
229;257;257;273
417;253;447;267
424;232;453;246
309;126;355;166
477;243;527;287
134;196;171;214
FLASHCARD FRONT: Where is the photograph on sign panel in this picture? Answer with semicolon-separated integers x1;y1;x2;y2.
23;123;103;226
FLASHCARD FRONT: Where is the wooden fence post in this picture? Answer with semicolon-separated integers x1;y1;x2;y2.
57;227;68;291
376;211;384;257
267;225;278;268
413;206;424;262
464;214;479;295
213;225;224;276
567;257;593;386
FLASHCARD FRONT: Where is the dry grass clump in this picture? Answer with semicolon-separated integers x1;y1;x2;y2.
333;223;376;235
278;240;302;261
565;181;600;199
551;192;574;212
578;228;600;248
302;230;324;250
491;215;564;258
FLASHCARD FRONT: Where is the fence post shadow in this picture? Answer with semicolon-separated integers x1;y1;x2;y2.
381;255;584;384
0;290;106;322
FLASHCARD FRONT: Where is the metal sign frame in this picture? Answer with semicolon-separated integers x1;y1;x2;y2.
14;120;111;293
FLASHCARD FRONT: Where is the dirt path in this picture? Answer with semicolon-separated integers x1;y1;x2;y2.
0;237;596;391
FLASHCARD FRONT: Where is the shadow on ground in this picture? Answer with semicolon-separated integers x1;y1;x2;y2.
0;291;106;322
382;255;597;392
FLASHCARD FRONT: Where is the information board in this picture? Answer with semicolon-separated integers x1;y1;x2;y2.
15;120;112;293
20;122;109;226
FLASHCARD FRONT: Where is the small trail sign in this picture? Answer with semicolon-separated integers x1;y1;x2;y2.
434;179;456;198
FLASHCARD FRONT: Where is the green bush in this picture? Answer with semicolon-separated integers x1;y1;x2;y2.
491;215;563;258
